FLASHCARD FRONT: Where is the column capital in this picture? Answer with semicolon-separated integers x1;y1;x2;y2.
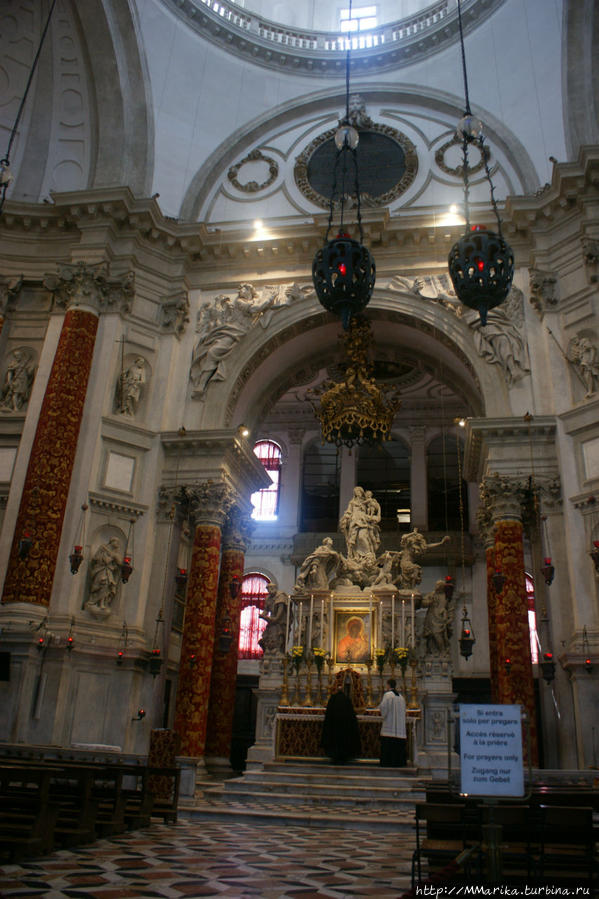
43;262;134;317
480;472;527;523
223;505;254;552
184;480;237;529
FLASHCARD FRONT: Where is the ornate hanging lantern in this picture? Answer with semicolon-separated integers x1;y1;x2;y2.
540;557;555;586
306;316;401;448
447;2;514;324
459;607;475;660
311;5;375;330
540;651;556;684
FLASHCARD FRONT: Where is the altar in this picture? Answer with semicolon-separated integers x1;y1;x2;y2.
275;706;420;765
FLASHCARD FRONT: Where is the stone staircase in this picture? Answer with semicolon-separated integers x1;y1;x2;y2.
179;759;429;832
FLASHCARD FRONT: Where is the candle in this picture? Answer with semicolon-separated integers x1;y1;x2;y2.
320;597;324;649
401;599;405;648
330;592;334;654
379;601;383;646
308;594;314;649
391;594;395;647
285;595;291;653
298;601;303;645
411;592;415;647
369;593;373;652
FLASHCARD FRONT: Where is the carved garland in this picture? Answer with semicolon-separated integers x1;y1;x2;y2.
294;124;418;209
227;149;279;194
434;134;490;177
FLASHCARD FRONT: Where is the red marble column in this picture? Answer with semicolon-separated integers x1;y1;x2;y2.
485;541;500;704
172;484;235;760
204;511;250;761
1;306;98;606
494;518;538;765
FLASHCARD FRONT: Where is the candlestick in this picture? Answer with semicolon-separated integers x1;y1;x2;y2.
299;601;303;645
410;592;415;647
379;601;383;646
369;593;373;654
308;594;314;649
320;597;324;649
285;595;291;653
391;594;395;647
329;592;334;655
401;599;405;648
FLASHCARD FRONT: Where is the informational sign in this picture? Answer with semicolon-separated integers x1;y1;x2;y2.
459;703;524;797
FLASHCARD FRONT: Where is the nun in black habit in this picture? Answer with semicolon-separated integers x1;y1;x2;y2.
321;682;361;764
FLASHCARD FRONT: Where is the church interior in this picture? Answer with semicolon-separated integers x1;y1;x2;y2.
1;0;599;893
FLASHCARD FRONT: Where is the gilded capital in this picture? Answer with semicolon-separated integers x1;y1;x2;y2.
44;262;135;316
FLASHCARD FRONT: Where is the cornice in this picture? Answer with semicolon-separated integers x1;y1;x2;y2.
159;0;507;78
464;416;557;482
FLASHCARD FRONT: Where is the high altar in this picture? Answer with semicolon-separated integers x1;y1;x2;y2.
247;487;456;772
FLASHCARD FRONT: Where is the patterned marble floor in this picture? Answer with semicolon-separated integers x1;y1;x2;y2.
0;819;415;898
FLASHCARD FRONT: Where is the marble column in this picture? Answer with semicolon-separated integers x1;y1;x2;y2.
483;473;538;765
204;506;252;767
172;482;235;764
1;263;133;607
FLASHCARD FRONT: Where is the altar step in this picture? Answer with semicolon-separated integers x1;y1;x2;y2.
180;760;428;832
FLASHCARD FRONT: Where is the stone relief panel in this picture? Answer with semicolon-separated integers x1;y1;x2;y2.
227;149;279;194
160;292;190;338
567;333;599;399
529;268;558;316
190;282;305;400
0;347;37;413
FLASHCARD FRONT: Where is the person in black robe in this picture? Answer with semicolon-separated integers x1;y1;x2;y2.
321;683;361;764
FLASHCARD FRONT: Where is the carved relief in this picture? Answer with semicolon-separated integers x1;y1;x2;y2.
467;288;530;386
0;347;36;413
190;283;295;400
582;237;599;283
227;149;279;193
161;292;190;337
44;263;135;316
435;134;490;178
529;268;558;316
567;333;599;398
0;276;23;319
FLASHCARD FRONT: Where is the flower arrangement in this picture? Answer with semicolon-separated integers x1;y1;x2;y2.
393;646;409;672
375;648;387;674
312;647;328;673
290;644;304;674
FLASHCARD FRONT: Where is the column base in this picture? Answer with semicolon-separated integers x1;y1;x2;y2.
204;755;235;778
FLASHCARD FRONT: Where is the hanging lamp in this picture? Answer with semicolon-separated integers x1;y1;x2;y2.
447;0;514;325
311;1;375;330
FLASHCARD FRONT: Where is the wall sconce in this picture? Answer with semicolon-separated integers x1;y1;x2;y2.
492;570;506;593
459;608;475;660
583;626;593;674
36;635;46;652
229;576;241;599
444;575;455;601
116;621;128;665
540;651;556;684
175;568;188;590
131;708;146;721
121;519;135;583
69;503;88;574
66;618;75;652
504;657;512;675
188;653;197;668
540;557;555;586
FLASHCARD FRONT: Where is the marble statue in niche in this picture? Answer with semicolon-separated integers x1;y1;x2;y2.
0;347;36;412
84;537;123;617
117;356;147;416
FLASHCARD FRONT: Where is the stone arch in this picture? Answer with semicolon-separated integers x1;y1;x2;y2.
180;84;539;221
205;288;518;436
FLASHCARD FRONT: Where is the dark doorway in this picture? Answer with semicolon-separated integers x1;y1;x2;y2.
230;674;259;773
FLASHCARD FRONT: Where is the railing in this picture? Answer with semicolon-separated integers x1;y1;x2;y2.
193;0;451;54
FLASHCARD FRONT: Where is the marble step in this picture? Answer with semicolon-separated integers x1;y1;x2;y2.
221;778;424;801
205;786;422;812
240;768;422;789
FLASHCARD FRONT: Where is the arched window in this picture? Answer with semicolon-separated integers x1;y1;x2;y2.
357;439;410;531
427;434;469;531
238;572;269;659
301;440;340;532
526;573;539;664
251;440;282;521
